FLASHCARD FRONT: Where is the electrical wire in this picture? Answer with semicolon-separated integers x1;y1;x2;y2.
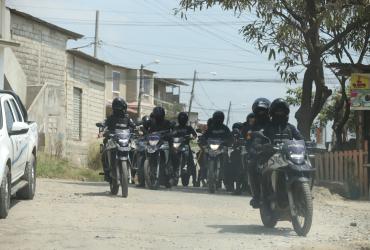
102;42;276;72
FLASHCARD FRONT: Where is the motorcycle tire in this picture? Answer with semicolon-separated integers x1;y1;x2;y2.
259;201;278;228
110;181;119;195
207;159;216;194
291;182;313;236
110;161;119;195
144;159;153;189
119;161;129;198
137;155;146;187
181;173;190;187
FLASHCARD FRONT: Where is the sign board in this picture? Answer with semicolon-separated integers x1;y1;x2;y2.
350;73;370;110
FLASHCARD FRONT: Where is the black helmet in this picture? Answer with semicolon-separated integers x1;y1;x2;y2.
142;115;151;130
112;97;127;114
178;112;188;126
270;98;290;125
246;113;255;120
152;106;165;122
212;111;225;126
207;118;213;129
270;98;290;116
252;98;271;114
232;122;243;130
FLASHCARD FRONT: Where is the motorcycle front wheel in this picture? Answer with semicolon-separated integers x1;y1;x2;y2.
291;182;313;236
144;157;160;190
207;159;216;193
119;161;129;198
110;165;119;196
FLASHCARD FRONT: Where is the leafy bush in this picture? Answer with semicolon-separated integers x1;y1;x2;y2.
87;142;103;171
37;153;102;181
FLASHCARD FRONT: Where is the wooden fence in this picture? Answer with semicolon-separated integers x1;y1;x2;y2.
313;147;369;198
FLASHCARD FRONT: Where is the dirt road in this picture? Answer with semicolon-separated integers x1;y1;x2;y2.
1;179;369;250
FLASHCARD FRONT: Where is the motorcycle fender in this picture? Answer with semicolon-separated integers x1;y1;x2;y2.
164;150;170;165
288;176;310;186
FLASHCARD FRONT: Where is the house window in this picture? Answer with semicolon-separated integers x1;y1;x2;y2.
143;76;151;95
72;87;82;140
112;71;120;93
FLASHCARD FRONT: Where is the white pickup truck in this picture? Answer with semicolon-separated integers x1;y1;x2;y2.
0;91;38;219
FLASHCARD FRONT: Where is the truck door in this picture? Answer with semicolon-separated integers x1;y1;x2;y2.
9;99;29;176
3;100;23;181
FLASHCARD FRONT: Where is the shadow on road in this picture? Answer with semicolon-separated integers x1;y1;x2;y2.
10;199;20;209
208;224;294;236
149;185;251;198
61;181;107;187
74;191;123;198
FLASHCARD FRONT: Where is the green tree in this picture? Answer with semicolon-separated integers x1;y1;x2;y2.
178;0;370;139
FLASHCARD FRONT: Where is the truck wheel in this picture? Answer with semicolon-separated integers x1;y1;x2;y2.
17;155;36;200
0;167;11;219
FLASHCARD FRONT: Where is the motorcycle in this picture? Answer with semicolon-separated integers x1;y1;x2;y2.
252;132;315;236
96;123;131;198
228;131;249;194
170;135;192;187
143;131;172;189
204;138;228;193
130;131;147;186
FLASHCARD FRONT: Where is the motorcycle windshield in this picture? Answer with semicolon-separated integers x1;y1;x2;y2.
148;134;161;141
282;140;306;163
115;129;131;140
173;137;183;143
207;139;222;146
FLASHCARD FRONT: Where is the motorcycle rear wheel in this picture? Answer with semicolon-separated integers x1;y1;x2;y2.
291;182;313;236
259;202;278;228
110;180;119;195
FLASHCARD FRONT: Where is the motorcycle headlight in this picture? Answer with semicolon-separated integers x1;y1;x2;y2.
173;142;181;148
119;139;129;145
210;144;220;150
289;153;305;164
149;140;159;146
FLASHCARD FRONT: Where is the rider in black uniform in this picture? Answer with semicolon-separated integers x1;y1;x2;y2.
264;98;304;142
171;112;198;186
248;98;271;208
102;97;136;181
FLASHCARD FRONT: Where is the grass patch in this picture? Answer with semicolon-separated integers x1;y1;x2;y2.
37;153;103;182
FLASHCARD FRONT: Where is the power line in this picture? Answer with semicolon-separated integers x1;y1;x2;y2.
197;80;222;109
39;18;251;27
141;0;256;56
102;42;276;72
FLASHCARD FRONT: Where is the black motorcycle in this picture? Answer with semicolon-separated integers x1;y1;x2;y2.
252;132;315;236
143;131;172;189
97;123;130;198
170;135;193;187
228;132;249;194
130;132;147;186
204;138;227;193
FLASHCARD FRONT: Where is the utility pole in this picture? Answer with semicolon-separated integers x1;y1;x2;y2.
137;64;144;120
226;101;231;126
187;70;197;116
94;10;99;58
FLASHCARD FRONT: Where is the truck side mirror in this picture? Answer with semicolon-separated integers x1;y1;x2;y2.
9;122;29;136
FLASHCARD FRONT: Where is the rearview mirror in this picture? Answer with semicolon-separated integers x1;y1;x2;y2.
9;122;29;136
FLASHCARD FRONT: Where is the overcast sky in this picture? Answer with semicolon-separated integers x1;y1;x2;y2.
6;0;343;126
